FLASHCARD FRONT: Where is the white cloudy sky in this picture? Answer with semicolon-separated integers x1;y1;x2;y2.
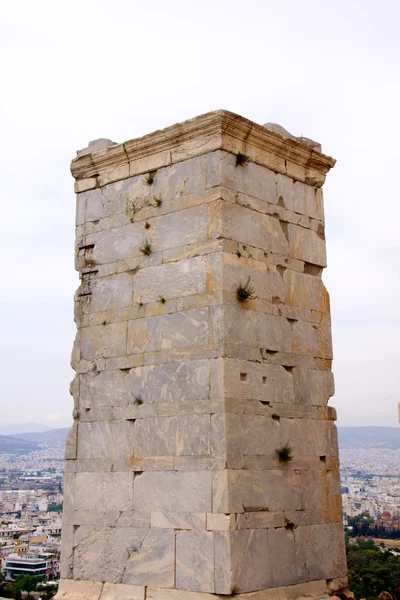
1;0;399;429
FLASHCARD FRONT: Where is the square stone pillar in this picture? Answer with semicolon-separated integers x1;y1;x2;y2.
56;111;348;600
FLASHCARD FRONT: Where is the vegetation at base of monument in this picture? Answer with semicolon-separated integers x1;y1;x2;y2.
276;445;293;462
346;535;400;599
145;173;155;185
159;296;166;304
135;395;144;405
235;152;248;166
139;240;152;255
237;277;256;302
346;513;400;540
0;573;57;600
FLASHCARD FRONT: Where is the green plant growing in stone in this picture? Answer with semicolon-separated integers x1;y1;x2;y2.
159;296;166;304
235;152;248;166
236;277;256;303
135;396;144;405
145;173;154;185
139;240;152;256
154;197;163;206
277;445;293;463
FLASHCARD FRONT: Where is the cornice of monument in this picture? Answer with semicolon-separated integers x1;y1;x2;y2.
71;110;336;191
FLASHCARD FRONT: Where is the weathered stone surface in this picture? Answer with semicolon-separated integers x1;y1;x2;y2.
217;252;284;301
90;205;208;265
268;527;299;588
127;309;208;354
68;510;120;527
221;152;277;203
294;523;347;581
291;321;332;358
216;203;288;255
75;472;133;511
132;257;206;303
80;369;130;407
134;471;213;512
219;530;272;593
206;513;236;531
73;526;147;583
133;415;210;456
277;175;323;221
65;422;78;459
151;512;206;530
213;470;303;513
176;531;214;592
59;524;74;579
129;359;209;403
77;421;135;458
236;511;285;529
287;224;326;267
223;358;294;403
224;306;292;352
80;322;127;360
55;579;103;600
116;511;151;528
283;270;328;312
292;367;334;406
124;528;175;587
86;273;133;313
100;583;145;600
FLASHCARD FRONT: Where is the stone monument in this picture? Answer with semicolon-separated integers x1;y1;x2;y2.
56;111;349;600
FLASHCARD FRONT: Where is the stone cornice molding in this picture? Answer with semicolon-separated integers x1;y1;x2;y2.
71;110;336;190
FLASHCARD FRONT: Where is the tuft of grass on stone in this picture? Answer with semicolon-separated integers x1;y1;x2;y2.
277;445;293;463
139;240;152;256
145;174;154;185
155;198;163;206
135;396;144;405
236;277;256;303
159;296;166;304
235;152;248;166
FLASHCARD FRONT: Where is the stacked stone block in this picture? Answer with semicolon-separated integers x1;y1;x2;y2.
56;111;347;600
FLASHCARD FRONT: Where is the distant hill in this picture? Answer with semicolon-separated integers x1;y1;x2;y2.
0;434;39;453
0;423;51;435
10;428;70;444
338;427;400;449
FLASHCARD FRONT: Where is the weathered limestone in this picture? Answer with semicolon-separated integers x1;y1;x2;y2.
56;111;348;600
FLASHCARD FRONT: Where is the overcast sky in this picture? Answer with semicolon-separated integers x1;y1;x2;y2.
1;0;399;429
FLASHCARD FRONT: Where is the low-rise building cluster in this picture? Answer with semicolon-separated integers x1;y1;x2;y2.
0;445;64;583
340;448;400;530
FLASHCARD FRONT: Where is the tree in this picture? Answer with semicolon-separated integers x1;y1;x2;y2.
14;574;38;595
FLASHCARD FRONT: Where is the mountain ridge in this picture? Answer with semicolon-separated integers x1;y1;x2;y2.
338;426;400;449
